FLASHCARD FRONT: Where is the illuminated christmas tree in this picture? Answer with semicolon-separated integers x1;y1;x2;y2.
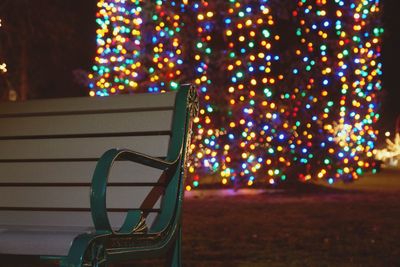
284;0;383;184
88;0;186;96
187;1;225;189
88;0;145;96
219;0;289;187
143;1;186;92
88;0;383;187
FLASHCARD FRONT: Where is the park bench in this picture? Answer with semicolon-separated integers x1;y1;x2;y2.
0;84;198;266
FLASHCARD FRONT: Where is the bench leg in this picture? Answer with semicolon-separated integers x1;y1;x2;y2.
166;228;181;267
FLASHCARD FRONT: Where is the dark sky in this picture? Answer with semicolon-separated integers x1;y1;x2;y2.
0;0;398;131
381;0;400;131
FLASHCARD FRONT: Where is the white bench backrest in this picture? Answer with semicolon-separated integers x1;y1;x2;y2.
0;92;177;229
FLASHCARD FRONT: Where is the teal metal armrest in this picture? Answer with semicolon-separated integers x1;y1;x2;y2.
90;148;180;234
63;84;198;266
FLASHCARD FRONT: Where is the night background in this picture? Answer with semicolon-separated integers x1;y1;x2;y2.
0;0;399;266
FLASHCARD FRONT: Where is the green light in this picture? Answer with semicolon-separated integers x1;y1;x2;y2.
263;29;270;38
170;81;178;90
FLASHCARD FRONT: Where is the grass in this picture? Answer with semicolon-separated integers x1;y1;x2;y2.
180;168;400;267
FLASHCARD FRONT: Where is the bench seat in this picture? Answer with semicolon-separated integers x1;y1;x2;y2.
0;225;90;256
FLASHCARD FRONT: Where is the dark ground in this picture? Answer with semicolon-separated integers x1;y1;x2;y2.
181;190;399;267
134;169;400;267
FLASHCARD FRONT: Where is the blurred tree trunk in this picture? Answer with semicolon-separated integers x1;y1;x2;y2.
19;32;28;101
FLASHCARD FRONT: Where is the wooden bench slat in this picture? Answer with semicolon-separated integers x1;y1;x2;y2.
0;187;162;209
0;211;158;229
0;92;176;117
0;110;173;138
0;162;164;184
0;136;170;160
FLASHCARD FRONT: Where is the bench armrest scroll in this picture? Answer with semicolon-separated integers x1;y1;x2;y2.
91;148;180;234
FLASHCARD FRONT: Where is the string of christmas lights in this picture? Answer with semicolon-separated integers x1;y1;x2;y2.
144;0;186;92
220;0;288;187
88;0;144;96
287;0;382;184
187;0;222;190
287;0;341;183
